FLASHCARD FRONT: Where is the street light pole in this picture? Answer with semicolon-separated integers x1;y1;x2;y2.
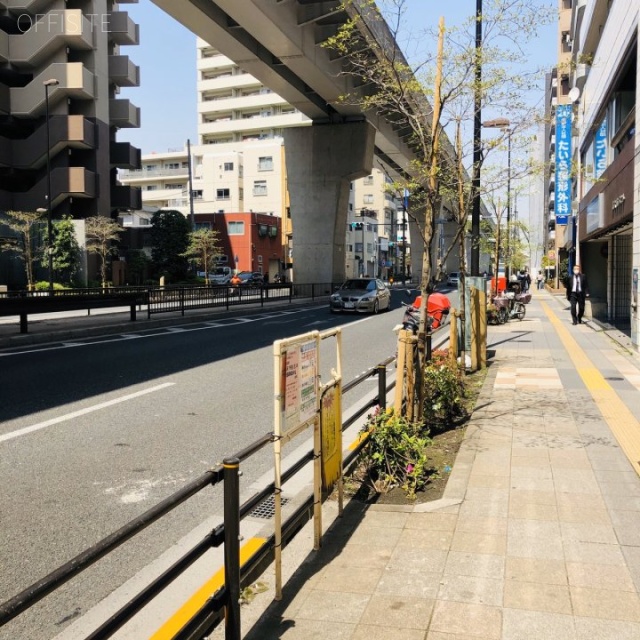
43;78;59;292
470;0;483;276
505;128;512;281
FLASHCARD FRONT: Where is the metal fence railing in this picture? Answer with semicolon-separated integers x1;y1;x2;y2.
0;356;393;640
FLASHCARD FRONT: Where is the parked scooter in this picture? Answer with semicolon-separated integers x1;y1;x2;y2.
398;288;451;334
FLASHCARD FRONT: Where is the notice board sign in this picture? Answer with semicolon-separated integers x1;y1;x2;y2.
281;338;318;433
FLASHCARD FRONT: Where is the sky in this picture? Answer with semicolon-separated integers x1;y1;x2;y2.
119;0;559;155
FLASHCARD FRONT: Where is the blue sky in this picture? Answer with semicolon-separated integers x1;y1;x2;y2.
120;0;558;155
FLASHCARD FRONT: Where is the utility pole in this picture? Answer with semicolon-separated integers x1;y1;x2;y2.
402;191;408;286
470;0;483;276
187;139;195;231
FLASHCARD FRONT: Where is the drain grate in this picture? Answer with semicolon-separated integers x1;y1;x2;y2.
604;376;624;381
250;495;290;519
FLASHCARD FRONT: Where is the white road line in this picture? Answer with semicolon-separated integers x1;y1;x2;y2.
0;383;175;444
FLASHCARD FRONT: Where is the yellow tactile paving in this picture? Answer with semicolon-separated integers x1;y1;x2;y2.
541;302;640;476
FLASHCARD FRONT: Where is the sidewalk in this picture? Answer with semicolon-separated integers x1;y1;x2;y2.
234;289;640;640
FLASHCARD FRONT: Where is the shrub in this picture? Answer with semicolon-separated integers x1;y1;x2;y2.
423;349;468;429
360;408;432;500
34;281;68;291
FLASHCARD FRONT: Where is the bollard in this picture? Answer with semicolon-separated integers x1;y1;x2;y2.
223;457;241;640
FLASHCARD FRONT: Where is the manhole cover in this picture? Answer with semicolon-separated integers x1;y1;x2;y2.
249;495;290;519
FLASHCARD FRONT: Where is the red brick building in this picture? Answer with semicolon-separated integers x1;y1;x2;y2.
194;212;284;280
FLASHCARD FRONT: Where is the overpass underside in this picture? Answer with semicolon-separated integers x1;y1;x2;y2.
152;0;426;283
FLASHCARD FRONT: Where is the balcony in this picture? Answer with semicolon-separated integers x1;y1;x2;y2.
6;0;53;14
108;12;139;46
12;166;95;210
110;141;141;169
573;63;589;92
3;115;95;170
110;99;140;128
120;167;188;180
10;62;95;117
8;10;93;69
111;184;142;210
109;55;140;88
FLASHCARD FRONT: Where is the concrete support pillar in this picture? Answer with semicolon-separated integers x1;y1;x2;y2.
283;122;375;284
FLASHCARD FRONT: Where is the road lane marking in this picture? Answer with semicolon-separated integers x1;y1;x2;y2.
149;537;266;639
541;301;640;475
0;383;175;444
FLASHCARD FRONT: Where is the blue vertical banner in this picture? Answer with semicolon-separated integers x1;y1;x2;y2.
594;119;608;179
555;105;573;225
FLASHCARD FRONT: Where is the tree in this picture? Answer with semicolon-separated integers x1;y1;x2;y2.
46;215;81;285
182;229;222;284
85;216;122;288
0;209;45;290
125;249;150;285
150;210;191;282
324;0;552;414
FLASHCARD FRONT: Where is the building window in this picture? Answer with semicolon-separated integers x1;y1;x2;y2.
364;175;374;185
146;185;156;191
195;222;211;230
216;188;230;200
355;242;363;253
258;224;268;237
223;162;234;171
258;156;273;171
253;180;268;196
216;255;228;264
166;163;180;169
145;164;157;171
269;225;278;238
363;194;374;204
228;221;244;235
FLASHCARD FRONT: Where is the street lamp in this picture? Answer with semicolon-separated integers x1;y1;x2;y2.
43;78;59;291
483;118;512;281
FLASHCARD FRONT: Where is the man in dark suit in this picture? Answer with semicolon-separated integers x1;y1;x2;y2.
564;264;589;325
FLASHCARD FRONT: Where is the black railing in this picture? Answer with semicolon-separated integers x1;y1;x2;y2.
0;356;393;640
0;283;339;333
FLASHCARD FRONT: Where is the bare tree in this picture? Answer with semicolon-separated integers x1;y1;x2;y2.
324;0;553;414
85;216;122;288
0;210;45;290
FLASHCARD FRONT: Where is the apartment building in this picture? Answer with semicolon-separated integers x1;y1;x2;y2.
559;0;638;344
0;0;141;219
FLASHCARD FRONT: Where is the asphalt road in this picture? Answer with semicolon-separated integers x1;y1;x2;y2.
0;294;416;639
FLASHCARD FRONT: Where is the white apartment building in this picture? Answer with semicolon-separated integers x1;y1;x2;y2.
120;38;402;281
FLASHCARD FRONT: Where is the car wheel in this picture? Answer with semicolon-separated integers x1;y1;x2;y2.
373;299;379;314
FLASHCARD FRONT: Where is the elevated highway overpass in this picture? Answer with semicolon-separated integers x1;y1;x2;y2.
152;0;480;282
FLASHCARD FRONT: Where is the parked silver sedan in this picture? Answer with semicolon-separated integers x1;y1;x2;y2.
329;278;391;314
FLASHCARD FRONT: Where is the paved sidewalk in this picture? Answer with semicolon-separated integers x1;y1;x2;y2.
235;289;640;640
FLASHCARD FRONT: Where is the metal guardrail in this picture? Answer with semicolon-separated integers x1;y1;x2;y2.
0;356;393;640
0;283;340;332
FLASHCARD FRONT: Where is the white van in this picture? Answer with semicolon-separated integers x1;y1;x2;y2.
210;266;232;284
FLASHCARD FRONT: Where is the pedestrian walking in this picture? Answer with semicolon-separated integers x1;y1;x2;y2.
522;270;531;292
536;272;544;290
564;264;589;325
